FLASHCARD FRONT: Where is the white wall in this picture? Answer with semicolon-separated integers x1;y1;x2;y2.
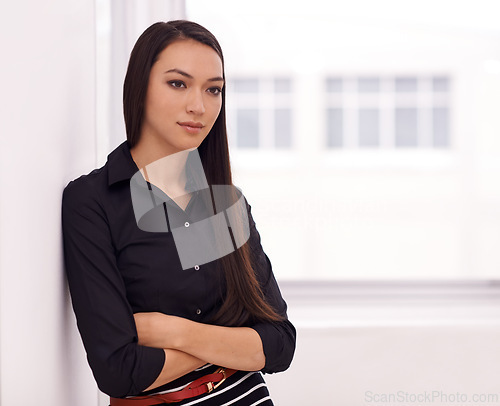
265;282;500;405
267;323;500;405
0;1;97;405
0;2;190;405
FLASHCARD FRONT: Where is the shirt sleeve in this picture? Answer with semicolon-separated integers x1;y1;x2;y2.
244;197;297;374
61;179;165;398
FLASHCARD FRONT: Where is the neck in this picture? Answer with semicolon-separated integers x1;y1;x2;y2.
130;137;193;195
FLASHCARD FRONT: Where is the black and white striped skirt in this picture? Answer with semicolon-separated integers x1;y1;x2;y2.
128;364;274;406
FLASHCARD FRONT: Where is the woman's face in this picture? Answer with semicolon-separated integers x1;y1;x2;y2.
141;39;224;155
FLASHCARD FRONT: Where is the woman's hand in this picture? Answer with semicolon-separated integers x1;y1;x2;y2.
133;312;186;349
134;312;266;371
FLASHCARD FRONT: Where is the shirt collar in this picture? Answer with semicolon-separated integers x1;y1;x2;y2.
107;141;139;186
107;141;207;193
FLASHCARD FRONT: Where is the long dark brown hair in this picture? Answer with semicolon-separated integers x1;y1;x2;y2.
123;20;283;326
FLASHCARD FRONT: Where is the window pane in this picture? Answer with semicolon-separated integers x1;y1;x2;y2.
274;78;291;93
433;107;449;147
395;108;418;147
433;77;449;92
326;77;343;93
233;78;259;93
358;77;379;92
359;109;379;147
327;108;343;147
395;77;418;92
237;109;259;147
275;108;292;148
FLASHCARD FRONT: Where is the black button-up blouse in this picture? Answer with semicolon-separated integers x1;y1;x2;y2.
61;141;296;398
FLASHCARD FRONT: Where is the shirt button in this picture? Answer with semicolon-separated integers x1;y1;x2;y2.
196;308;202;315
194;265;200;270
184;221;190;227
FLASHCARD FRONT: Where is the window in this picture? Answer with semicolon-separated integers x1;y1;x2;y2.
325;76;451;149
184;1;500;281
226;77;293;149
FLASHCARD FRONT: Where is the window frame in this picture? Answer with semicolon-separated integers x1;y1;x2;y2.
226;76;294;150
325;75;452;150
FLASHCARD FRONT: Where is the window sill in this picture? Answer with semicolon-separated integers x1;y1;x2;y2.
279;279;500;328
320;149;458;170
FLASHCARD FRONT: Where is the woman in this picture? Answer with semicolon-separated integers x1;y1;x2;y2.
62;20;296;405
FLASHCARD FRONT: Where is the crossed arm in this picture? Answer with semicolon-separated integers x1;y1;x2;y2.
134;313;266;391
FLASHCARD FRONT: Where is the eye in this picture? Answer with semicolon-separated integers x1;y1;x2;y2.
168;80;186;89
207;87;222;96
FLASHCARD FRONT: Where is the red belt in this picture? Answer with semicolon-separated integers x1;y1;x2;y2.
110;368;237;406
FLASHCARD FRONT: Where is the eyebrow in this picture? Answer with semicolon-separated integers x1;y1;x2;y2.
164;68;224;82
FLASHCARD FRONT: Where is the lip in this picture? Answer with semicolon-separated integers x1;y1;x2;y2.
177;121;205;135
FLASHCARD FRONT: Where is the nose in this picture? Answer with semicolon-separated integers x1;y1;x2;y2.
186;89;205;115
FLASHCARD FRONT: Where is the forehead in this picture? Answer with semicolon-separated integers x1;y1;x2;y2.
154;39;223;76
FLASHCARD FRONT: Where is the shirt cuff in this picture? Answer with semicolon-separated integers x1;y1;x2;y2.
250;319;295;374
132;345;166;396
